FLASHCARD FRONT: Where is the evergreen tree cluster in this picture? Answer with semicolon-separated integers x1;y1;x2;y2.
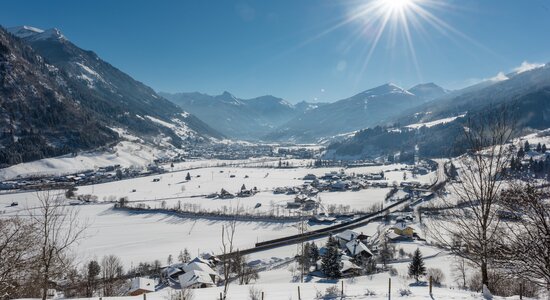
510;141;550;175
321;236;341;278
298;242;320;274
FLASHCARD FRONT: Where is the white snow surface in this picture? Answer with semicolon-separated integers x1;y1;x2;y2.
0;141;170;180
406;114;466;129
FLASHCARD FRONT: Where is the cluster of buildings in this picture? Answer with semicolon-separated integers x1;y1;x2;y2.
128;256;221;296
0;163;166;191
183;143;276;160
316;229;374;276
206;185;259;199
161;256;221;290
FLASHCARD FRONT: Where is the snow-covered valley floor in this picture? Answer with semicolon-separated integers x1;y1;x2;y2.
0;160;530;299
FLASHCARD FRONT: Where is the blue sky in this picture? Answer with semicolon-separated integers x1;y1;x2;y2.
2;0;550;103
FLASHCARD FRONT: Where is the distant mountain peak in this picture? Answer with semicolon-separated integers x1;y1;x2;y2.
408;82;449;101
217;91;242;105
362;83;413;96
7;25;66;41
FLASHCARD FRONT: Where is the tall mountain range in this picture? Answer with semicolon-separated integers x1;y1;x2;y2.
160;91;327;140
3;24;550;166
163;82;447;142
327;62;550;160
0;25;222;167
264;82;449;142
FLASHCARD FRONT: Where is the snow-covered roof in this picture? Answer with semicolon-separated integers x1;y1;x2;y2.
345;240;373;257
129;277;155;293
191;256;212;266
386;231;405;240
340;260;361;272
183;262;218;277
392;222;414;231
335;229;360;242
178;270;215;289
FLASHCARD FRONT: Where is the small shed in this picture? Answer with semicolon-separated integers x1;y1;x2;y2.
128;277;155;296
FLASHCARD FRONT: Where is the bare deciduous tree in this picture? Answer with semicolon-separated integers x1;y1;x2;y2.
30;190;88;300
498;183;550;292
452;256;468;289
220;219;237;300
429;107;515;289
100;254;124;296
0;217;36;298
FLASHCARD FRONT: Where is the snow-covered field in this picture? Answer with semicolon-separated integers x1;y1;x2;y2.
0;162;435;267
2;160;510;300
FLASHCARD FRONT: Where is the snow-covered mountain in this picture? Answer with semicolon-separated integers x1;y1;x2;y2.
7;25;222;143
0;25;222;167
266;83;443;142
0;26;118;167
327;62;550;160
161;91;321;140
8;26;65;41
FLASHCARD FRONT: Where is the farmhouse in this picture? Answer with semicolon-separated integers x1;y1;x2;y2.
345;239;373;259
334;230;369;248
178;270;216;289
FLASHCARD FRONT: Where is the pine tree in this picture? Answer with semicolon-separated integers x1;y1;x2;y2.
299;242;311;271
524;141;531;152
517;147;525;159
178;248;191;263
408;248;426;281
543;144;547;153
86;260;101;297
536;143;542;153
309;242;320;267
321;236;341;278
185;172;191;181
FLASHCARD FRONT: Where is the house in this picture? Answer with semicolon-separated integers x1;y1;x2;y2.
391;222;414;238
237;189;254;197
190;256;217;267
183;262;219;284
161;264;186;281
303;199;319;210
345;239;373;259
273;187;286;194
219;188;235;199
309;214;336;224
303;174;317;180
178;270;216;289
386;231;410;242
340;260;362;277
334;230;369;247
294;194;308;203
331;181;349;191
128;277;155;296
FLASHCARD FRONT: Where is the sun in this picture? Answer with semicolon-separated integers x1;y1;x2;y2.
381;0;414;12
288;0;483;85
